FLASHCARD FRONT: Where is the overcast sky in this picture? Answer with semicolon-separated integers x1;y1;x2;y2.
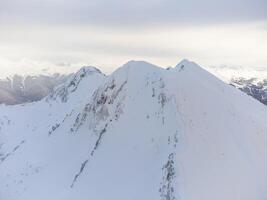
0;0;266;77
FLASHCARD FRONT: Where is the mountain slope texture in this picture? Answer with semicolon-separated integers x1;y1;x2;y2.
0;60;267;200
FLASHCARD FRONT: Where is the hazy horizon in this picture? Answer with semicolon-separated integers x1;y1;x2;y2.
0;0;266;77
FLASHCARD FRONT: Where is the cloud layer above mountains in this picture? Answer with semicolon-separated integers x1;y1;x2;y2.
0;0;266;76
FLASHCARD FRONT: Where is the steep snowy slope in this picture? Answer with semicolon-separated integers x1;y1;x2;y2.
1;60;267;200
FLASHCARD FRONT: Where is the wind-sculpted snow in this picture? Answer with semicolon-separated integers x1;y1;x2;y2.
0;60;267;200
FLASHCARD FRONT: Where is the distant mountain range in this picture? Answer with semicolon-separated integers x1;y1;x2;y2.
230;78;267;105
1;66;266;107
205;66;267;105
0;74;70;105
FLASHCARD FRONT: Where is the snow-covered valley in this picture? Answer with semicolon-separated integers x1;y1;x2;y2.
1;59;267;200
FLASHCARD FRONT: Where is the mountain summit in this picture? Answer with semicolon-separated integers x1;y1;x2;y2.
1;60;267;200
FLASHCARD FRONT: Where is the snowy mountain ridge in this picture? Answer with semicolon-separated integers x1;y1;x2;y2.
1;59;267;200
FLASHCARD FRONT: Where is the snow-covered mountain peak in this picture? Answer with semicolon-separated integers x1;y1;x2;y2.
46;66;104;104
123;60;155;67
176;58;191;65
175;58;203;72
78;66;103;75
1;59;267;200
118;60;163;73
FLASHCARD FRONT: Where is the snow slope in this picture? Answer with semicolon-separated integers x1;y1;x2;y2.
0;59;267;200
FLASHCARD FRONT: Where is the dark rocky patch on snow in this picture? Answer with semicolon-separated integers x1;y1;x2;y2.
0;140;25;164
159;153;177;200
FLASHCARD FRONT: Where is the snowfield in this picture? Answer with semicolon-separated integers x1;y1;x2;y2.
1;59;267;200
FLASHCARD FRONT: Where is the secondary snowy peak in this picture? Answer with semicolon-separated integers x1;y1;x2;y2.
175;59;215;76
176;58;191;66
1;59;267;200
46;66;104;103
68;61;167;132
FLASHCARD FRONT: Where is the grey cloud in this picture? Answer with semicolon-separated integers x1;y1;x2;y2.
0;0;266;26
